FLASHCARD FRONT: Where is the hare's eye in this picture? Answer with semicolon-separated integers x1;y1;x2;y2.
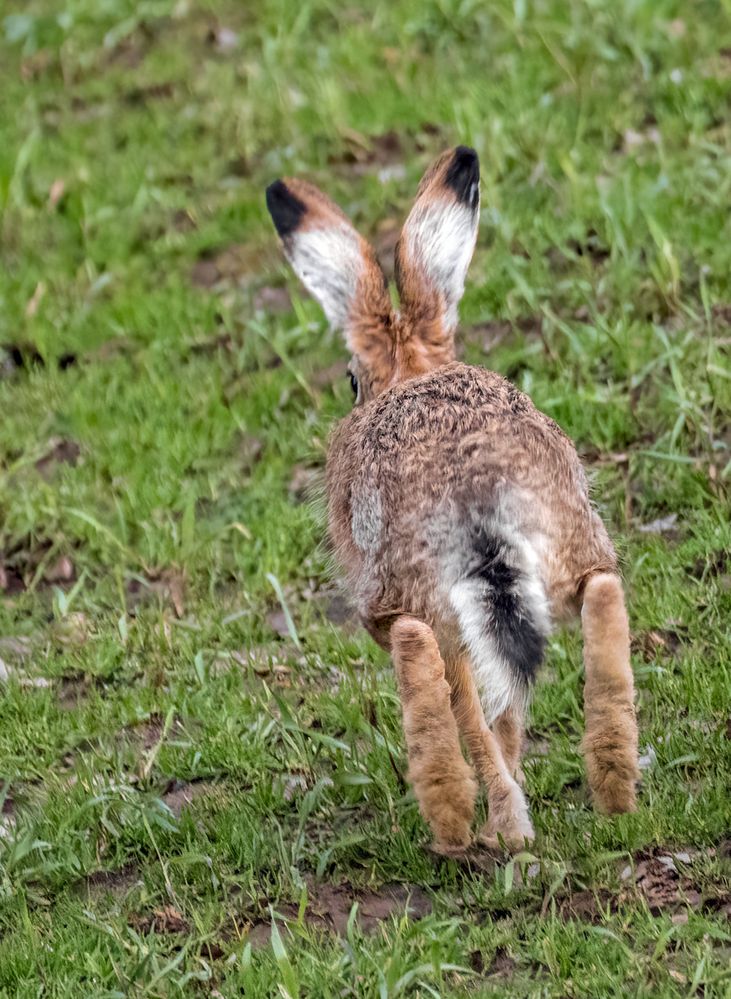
349;372;358;397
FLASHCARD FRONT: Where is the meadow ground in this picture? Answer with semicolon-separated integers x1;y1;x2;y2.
1;1;730;996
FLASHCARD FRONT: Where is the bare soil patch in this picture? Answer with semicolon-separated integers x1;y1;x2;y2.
631;626;685;661
35;437;81;477
243;879;432;949
560;847;730;921
329;128;405;176
81;863;142;900
126;568;186;618
686;549;728;580
160;778;216;818
0;537;77;594
129;904;189;934
313;586;359;632
252;284;292;314
190;243;273;291
288;462;323;504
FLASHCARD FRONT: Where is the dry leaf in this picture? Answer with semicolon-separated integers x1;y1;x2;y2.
129;904;189;934
48;178;66;208
25;281;46;318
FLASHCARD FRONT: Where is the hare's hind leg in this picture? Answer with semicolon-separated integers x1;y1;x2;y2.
581;573;639;813
494;705;525;784
448;656;534;850
390;617;477;856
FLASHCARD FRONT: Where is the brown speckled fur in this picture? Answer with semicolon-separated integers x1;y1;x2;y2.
266;147;639;854
327;363;617;630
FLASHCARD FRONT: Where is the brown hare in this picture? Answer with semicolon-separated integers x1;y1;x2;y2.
265;147;639;854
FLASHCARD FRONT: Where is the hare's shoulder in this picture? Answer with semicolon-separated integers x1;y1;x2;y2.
331;363;568;456
388;362;519;409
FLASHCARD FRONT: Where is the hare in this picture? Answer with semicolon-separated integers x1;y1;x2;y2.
265;146;639;854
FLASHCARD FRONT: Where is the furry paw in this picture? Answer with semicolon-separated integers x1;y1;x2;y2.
477;778;534;852
586;750;639;814
429;838;471;859
584;709;639;814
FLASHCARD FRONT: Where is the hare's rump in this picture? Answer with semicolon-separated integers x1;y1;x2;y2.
326;362;616;722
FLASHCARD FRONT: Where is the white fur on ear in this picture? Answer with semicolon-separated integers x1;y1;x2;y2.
404;199;478;334
287;224;364;332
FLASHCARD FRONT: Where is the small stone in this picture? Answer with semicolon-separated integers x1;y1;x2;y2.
281;774;308;801
53;612;90;647
637;513;678;535
657;855;678;873
0;637;31;659
667;19;686;38
266;608;291;639
212;26;238;52
377;164;406;183
45;556;75;584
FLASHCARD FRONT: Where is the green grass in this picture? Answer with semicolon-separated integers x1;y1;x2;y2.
1;0;730;995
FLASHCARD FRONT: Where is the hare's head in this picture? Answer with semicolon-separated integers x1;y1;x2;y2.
266;146;480;404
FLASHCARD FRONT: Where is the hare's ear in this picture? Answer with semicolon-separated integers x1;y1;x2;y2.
395;146;480;343
266;178;393;365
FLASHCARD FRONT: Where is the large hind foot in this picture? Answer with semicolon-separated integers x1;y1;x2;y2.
581;573;639;814
447;655;534;853
391;617;477;855
477;773;535;851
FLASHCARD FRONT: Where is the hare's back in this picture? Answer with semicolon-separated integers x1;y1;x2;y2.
328;362;577;502
325;362;610;628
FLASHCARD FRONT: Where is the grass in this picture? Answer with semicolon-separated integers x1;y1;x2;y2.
0;0;730;995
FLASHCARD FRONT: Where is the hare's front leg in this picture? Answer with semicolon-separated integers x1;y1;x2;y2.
391;617;477;856
581;573;639;813
448;656;534;851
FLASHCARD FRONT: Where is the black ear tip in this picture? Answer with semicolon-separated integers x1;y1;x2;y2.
446;146;480;207
454;145;478;167
265;179;307;239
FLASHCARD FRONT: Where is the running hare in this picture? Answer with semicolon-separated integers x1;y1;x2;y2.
265;147;639;854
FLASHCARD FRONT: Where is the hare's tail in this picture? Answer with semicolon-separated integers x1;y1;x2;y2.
448;524;551;724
